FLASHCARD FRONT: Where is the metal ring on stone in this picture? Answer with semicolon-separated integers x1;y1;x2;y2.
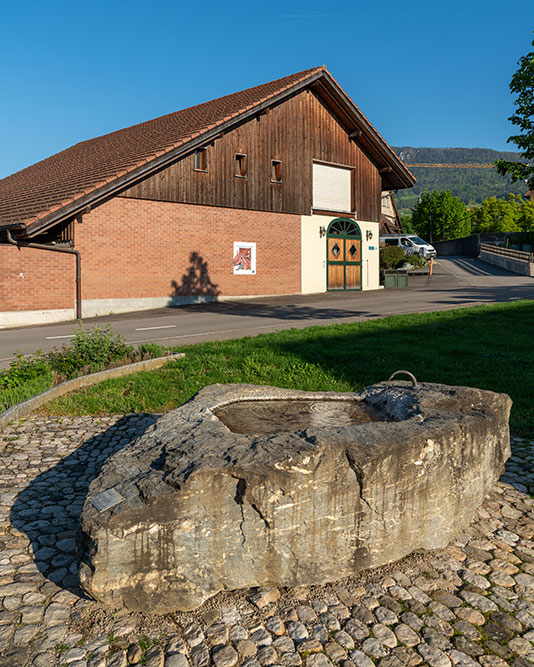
388;370;418;389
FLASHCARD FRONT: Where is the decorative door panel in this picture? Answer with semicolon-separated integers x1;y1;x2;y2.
327;263;344;290
328;238;343;262
345;264;361;289
346;239;361;262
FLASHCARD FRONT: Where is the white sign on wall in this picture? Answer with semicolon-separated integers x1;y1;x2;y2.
232;242;256;275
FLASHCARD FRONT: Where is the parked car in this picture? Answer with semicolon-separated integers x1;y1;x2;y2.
379;234;437;259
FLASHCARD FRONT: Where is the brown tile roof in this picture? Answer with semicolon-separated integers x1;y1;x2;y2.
0;66;414;234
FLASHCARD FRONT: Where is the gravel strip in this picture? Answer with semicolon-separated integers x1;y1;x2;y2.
1;418;534;666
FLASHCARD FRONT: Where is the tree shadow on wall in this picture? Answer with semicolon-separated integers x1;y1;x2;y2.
171;252;220;297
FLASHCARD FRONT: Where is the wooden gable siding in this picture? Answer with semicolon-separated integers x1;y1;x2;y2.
119;89;382;222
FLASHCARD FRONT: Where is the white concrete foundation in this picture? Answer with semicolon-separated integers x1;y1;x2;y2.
0;293;302;329
0;308;76;329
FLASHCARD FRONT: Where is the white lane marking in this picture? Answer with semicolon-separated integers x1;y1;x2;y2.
127;306;462;344
129;302;495;345
135;325;177;331
45;334;75;340
135;324;285;340
129;323;298;344
0;355;28;362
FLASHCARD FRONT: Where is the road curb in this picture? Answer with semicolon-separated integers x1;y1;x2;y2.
0;353;185;432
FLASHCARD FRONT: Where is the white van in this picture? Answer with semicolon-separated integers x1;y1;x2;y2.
380;234;437;259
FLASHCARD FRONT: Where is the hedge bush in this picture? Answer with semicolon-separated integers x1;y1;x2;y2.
0;325;170;407
379;246;406;269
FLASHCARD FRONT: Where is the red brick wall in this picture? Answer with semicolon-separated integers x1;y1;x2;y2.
0;198;302;313
0;245;75;311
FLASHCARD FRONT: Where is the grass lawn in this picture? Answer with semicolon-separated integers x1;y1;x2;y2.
32;300;534;436
1;370;54;410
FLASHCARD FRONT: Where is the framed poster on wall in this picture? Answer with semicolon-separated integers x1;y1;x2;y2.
232;242;256;275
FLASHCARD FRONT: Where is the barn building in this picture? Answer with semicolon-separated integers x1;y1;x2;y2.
0;67;415;328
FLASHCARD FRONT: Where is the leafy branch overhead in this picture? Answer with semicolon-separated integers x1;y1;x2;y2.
495;38;534;188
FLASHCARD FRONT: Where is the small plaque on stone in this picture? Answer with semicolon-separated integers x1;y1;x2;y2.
89;488;124;513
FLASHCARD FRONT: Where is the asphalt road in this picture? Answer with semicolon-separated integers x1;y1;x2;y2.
1;256;533;369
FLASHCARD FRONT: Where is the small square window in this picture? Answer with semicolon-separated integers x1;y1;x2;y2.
271;159;282;183
194;148;207;171
235;153;247;178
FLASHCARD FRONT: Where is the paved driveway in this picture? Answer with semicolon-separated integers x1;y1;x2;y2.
1;257;533;368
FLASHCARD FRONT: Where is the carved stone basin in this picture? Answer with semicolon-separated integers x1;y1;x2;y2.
213;397;385;434
78;381;511;613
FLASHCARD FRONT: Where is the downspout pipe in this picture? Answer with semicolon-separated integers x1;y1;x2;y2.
6;230;82;321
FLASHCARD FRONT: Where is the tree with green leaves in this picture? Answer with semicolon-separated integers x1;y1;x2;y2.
399;213;415;233
519;196;534;231
410;190;469;242
495;38;534;189
471;193;534;233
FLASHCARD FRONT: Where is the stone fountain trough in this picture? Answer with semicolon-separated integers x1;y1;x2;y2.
77;379;511;613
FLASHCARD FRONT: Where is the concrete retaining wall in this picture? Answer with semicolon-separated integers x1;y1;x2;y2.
433;236;481;257
479;249;534;277
433;233;514;257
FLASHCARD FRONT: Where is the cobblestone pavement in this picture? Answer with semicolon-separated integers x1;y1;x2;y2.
1;416;534;667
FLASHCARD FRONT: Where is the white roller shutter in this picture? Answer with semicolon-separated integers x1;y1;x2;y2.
313;163;352;212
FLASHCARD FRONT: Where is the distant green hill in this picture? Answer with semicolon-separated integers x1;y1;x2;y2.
392;147;527;211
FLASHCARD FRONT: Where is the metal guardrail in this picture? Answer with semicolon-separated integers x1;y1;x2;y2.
480;243;534;264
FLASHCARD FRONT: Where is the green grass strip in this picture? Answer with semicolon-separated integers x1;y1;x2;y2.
31;300;534;436
1;370;54;409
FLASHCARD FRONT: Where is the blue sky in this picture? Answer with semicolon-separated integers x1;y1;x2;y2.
1;0;533;179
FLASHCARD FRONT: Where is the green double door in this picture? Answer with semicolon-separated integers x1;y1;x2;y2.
326;218;362;291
